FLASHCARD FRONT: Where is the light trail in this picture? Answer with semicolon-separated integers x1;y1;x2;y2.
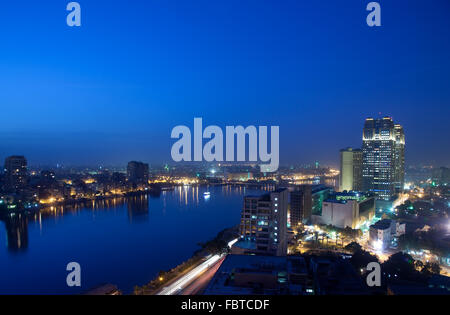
157;238;238;295
227;238;238;248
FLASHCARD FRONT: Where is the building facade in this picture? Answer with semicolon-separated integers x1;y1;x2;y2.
290;185;332;226
290;186;311;227
394;124;405;193
316;192;375;229
362;117;405;200
369;219;393;250
239;188;289;256
126;161;149;184
339;148;363;192
369;219;405;250
4;156;28;192
204;255;310;295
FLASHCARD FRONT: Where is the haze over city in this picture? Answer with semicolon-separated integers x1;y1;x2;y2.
1;0;449;167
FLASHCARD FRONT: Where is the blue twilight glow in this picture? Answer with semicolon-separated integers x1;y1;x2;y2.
0;1;449;166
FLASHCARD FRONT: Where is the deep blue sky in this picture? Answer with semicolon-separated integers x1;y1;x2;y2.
0;0;449;167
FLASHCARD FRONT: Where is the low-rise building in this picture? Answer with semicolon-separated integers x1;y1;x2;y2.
204;254;310;295
369;219;395;250
310;256;368;295
311;192;375;229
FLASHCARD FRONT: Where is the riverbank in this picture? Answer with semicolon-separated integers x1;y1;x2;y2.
132;226;239;295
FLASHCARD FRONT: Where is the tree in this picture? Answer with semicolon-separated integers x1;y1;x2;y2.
414;260;424;271
423;262;441;275
382;252;420;282
349;248;379;272
345;242;362;254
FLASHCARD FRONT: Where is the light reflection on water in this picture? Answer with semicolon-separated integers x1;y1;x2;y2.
0;184;272;294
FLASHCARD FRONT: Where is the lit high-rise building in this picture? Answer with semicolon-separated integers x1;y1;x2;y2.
239;188;288;256
339;148;363;192
394;124;405;193
362;117;405;200
4;156;28;192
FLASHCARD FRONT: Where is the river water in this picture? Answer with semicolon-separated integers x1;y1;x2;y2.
0;185;270;294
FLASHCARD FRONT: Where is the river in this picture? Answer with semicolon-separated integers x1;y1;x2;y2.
0;185;271;294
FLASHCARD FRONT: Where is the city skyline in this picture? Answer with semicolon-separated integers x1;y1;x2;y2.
1;0;449;299
1;1;449;167
0;114;448;169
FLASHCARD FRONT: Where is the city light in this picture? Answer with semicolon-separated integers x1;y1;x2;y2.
0;0;449;298
373;240;383;252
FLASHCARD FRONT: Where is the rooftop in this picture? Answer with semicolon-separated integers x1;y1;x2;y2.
233;240;257;250
204;254;308;295
371;219;393;230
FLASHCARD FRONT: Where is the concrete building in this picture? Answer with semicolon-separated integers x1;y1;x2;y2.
290;186;311;227
312;192;375;229
204;254;310;295
394;124;405;193
362;117;405;200
310;256;368;295
126;161;149;184
239;188;288;256
396;221;406;237
3;156;28;192
290;184;332;226
339;148;362;192
317;200;359;229
369;219;397;250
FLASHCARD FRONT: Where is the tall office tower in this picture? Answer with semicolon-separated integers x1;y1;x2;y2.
239;188;288;256
362;117;405;200
127;161;149;184
339;148;363;192
394;124;405;193
4;156;28;192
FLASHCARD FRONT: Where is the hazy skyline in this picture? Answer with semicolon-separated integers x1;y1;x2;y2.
1;1;449;167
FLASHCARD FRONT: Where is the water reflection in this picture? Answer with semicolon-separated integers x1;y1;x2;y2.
0;184;276;253
127;195;149;223
2;213;29;252
0;184;274;294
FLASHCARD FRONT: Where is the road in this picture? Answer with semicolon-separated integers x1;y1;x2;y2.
157;238;238;295
181;256;225;295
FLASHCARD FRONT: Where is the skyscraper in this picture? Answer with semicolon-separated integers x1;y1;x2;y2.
4;156;28;192
362;117;405;200
339;148;363;192
394;124;405;193
239;188;288;256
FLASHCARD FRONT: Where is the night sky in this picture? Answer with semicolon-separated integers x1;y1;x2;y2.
0;0;449;167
